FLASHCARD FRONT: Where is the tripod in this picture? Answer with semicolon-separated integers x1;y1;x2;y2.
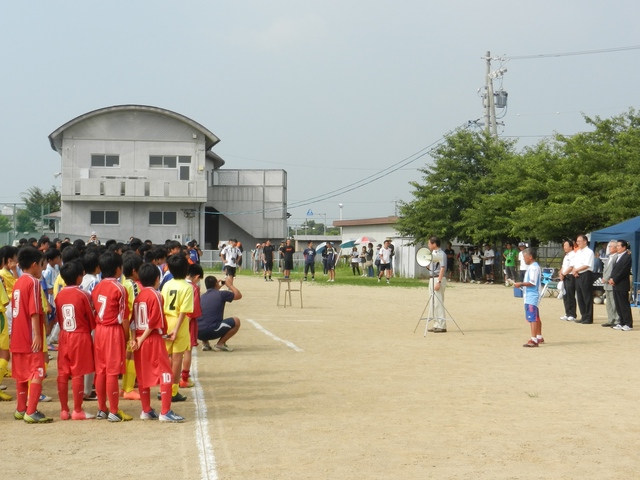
414;280;464;336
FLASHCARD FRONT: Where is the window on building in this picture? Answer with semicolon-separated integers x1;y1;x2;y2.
149;211;177;226
91;154;120;167
149;155;188;169
90;210;119;225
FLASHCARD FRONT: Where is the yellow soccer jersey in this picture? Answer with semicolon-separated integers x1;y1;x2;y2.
53;274;67;299
0;280;8;313
161;278;194;318
0;268;16;297
123;278;138;321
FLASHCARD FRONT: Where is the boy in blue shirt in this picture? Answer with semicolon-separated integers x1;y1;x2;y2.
514;248;544;347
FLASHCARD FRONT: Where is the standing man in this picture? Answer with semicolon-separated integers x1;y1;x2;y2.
444;242;455;281
303;241;316;281
558;240;577;322
609;240;633;331
387;239;395;278
427;236;447;333
517;242;528;281
482;244;495;284
220;239;241;278
378;240;392;284
282;239;295;279
572;234;595;324
262;240;275;282
503;243;518;286
601;240;620;328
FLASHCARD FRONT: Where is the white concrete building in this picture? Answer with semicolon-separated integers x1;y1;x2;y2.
49;105;287;248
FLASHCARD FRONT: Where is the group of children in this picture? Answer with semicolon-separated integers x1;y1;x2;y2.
0;236;205;423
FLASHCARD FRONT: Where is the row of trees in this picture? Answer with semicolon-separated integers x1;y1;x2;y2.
397;109;640;245
0;186;61;234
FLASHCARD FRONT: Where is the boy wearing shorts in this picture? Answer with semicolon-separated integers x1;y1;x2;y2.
181;263;203;388
161;254;193;402
0;248;12;400
131;263;184;422
514;248;544;347
10;247;52;423
91;251;132;421
55;260;96;420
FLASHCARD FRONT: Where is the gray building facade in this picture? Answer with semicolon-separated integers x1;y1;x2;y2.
49;105;286;248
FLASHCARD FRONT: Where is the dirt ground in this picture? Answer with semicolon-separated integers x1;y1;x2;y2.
2;275;640;479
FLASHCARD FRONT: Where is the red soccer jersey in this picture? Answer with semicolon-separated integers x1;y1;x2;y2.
92;278;129;326
55;286;95;335
10;274;44;353
133;287;166;338
187;282;202;319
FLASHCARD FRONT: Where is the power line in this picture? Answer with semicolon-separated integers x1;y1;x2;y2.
507;44;640;60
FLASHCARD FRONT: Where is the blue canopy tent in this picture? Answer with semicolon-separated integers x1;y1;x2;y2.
590;215;640;294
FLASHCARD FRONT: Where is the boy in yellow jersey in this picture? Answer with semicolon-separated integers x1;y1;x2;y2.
0;246;19;334
161;254;193;402
120;252;142;401
0;248;12;400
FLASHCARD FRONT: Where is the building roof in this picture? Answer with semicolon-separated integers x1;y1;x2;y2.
48;104;221;154
333;216;399;227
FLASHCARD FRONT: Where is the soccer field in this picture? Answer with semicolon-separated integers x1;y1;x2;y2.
3;276;640;479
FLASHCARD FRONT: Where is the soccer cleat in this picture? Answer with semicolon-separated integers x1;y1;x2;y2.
96;410;109;420
523;340;539;348
122;390;141;401
0;390;12;401
14;410;26;420
107;409;133;422
60;410;70;420
47;344;58;351
0;384;6;390
83;391;98;401
71;410;95;420
39;394;52;403
159;410;185;423
140;409;159;420
172;392;187;402
212;344;233;352
179;379;194;388
24;410;53;424
537;337;545;344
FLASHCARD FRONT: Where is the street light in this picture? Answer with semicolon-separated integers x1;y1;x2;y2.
338;203;343;235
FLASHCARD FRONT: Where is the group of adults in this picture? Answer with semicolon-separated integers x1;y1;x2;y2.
558;235;633;330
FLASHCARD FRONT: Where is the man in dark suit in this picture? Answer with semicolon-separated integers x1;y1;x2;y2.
608;240;633;331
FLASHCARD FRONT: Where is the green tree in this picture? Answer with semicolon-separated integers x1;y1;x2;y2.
16;209;36;234
20;186;61;230
0;215;11;233
397;129;517;244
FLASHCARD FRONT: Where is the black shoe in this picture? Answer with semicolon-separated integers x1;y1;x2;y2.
580;321;593;324
83;391;98;401
602;323;613;327
172;392;187;402
574;318;584;323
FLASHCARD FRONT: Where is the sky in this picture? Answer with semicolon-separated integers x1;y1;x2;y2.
1;1;639;229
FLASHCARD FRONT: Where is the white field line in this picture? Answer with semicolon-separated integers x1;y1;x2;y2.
192;351;218;480
247;318;304;352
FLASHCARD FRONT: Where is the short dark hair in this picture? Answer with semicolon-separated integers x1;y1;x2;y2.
45;248;61;262
204;275;218;290
61;246;81;264
60;260;84;286
617;239;629;249
2;246;18;264
167;253;188;279
123;252;143;277
98;251;123;278
429;236;441;247
144;249;156;263
188;263;204;278
167;240;182;252
138;262;160;287
18;246;43;270
81;250;100;275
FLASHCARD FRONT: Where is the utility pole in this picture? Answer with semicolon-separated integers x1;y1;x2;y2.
481;51;507;137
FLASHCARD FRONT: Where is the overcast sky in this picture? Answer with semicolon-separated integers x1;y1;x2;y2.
1;1;639;228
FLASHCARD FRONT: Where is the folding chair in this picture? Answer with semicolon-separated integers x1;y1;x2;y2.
540;267;559;298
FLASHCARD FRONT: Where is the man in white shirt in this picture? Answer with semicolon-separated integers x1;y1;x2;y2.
517;242;528;281
426;236;447;333
482;244;495;284
558;240;577;321
221;238;241;278
377;240;392;284
571;234;595;324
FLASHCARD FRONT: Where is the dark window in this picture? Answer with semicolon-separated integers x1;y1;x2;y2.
91;154;119;167
91;210;119;225
149;211;177;226
179;165;190;180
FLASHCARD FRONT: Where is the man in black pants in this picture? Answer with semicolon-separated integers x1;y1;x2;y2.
609;240;633;331
571;234;595;324
559;239;577;322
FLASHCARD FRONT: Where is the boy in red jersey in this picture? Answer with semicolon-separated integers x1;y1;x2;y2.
91;251;132;422
131;263;184;422
180;263;203;388
55;260;96;420
10;247;52;423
